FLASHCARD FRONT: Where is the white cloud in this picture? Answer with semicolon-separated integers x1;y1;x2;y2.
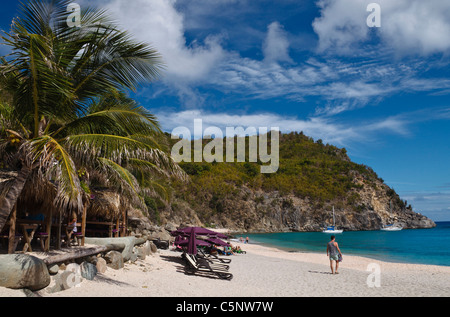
154;108;424;147
157;105;450;147
313;0;450;56
97;0;226;84
88;0;450;115
263;22;293;64
313;0;369;54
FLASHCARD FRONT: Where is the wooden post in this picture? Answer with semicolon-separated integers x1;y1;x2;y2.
115;218;119;237
8;204;17;254
81;204;87;246
125;209;128;237
121;208;125;237
56;209;62;250
45;206;52;251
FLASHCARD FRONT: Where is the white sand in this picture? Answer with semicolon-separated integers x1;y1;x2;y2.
2;241;446;297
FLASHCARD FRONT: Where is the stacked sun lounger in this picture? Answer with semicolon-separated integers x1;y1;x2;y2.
182;252;233;280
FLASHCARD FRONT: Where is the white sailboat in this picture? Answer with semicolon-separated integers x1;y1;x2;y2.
381;200;403;231
323;206;343;234
380;224;403;231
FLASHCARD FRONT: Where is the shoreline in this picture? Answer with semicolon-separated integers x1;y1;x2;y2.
231;224;450;268
236;241;450;274
240;240;450;269
2;238;449;297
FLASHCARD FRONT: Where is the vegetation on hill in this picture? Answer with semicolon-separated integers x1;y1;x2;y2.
135;130;434;232
167;132;405;211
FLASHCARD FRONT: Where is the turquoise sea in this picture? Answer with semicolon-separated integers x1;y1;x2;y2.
240;221;450;267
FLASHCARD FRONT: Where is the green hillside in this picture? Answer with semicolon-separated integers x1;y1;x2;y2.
140;131;434;232
171;131;406;212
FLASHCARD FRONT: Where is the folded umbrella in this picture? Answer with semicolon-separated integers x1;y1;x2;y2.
205;237;229;247
171;227;228;239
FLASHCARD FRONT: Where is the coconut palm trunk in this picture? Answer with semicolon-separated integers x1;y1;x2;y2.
0;164;31;231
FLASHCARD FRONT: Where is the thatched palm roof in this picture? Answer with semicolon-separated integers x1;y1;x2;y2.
1;170;127;221
1;169;60;218
88;190;124;220
0;170;18;182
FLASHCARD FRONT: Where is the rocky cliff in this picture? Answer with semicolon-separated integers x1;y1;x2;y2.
141;132;435;233
157;184;435;233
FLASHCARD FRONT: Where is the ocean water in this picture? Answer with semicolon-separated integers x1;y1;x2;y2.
240;222;450;267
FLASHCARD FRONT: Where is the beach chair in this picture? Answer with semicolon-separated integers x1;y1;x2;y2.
73;231;84;246
194;254;231;271
183;252;231;271
64;223;83;247
182;253;233;280
198;248;232;264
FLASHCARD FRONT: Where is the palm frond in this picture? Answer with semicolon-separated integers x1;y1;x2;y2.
64;133;153;164
28;135;82;210
96;157;147;211
97;157;139;192
55;102;161;137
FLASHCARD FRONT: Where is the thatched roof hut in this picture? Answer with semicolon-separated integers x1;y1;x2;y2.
0;169;79;220
1;168;132;252
1;169;86;252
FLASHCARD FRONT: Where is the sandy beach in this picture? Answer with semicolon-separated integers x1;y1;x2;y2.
2;239;449;298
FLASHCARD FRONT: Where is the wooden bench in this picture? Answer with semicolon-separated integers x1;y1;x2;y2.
65;223;84;247
35;231;49;252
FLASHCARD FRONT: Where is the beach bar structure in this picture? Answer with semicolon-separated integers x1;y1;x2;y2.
0;171;128;254
86;190;129;239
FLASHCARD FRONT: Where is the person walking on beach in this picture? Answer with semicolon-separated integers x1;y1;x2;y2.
326;235;342;274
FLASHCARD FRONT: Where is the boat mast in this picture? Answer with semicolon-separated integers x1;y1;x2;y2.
332;206;335;227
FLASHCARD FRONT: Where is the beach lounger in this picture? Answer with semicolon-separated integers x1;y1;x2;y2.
183;252;230;271
182;253;233;280
195;255;230;270
198;248;232;264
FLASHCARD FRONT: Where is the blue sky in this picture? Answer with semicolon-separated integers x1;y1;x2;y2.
2;0;450;221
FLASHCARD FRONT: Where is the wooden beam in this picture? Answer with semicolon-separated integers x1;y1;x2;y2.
43;244;122;266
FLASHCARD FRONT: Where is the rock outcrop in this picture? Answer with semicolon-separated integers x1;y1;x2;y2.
0;254;50;291
149;168;435;233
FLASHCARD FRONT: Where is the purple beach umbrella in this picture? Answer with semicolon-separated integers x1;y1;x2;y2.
186;230;214;254
188;230;197;255
171;226;227;238
205;237;229;247
171;227;228;255
175;237;210;247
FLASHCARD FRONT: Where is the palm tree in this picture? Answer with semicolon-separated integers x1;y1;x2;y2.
0;0;184;231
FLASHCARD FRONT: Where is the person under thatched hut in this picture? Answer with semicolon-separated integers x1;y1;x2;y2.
68;212;77;233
